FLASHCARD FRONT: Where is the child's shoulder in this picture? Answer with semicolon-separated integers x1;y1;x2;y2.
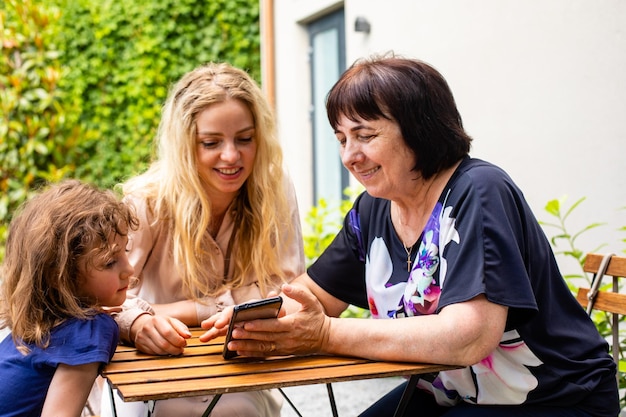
53;314;118;344
48;314;119;362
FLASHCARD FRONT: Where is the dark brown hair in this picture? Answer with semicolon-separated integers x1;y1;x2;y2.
326;54;472;179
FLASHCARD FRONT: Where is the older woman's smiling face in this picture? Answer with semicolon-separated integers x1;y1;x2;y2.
335;114;416;201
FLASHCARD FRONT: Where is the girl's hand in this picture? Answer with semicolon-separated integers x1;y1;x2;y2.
131;314;191;355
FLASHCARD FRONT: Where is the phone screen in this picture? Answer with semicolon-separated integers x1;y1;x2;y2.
222;296;283;359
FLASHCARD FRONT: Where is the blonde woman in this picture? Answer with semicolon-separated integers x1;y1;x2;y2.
101;62;304;417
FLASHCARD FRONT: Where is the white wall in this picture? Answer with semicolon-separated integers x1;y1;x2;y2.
272;0;344;211
272;0;626;269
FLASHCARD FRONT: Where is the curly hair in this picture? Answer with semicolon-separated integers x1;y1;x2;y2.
0;180;138;353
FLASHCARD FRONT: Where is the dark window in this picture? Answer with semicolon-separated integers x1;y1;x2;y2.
308;9;348;204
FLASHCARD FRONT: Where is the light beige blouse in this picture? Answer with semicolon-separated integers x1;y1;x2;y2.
115;175;305;344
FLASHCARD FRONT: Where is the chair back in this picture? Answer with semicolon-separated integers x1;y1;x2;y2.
576;253;626;373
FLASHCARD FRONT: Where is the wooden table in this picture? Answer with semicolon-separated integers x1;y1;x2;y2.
102;328;460;417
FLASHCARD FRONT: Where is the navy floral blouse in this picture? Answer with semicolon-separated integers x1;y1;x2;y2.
308;157;617;415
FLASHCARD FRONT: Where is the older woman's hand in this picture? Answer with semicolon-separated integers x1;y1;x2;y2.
217;283;331;357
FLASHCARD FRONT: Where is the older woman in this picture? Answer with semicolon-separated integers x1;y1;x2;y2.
202;55;618;416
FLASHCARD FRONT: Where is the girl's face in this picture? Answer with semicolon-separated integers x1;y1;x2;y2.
195;98;257;207
78;233;134;307
335;114;416;201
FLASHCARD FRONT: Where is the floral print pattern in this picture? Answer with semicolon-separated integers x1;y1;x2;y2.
364;198;542;405
366;201;458;318
437;330;542;404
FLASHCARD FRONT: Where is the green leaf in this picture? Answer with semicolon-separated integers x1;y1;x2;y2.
544;199;561;216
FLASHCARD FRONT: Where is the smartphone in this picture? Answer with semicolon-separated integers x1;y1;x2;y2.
222;296;283;359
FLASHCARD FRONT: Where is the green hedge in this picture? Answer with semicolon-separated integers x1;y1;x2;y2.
1;0;80;258
56;0;261;189
0;0;261;259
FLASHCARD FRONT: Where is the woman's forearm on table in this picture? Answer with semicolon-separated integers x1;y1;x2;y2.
323;297;506;366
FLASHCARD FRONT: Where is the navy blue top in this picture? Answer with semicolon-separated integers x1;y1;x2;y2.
0;313;119;416
309;157;618;415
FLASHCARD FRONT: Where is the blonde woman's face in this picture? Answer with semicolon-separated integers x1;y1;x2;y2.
195;98;257;205
78;234;134;307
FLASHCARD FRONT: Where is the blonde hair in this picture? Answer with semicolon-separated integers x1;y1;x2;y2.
0;180;138;353
122;62;292;298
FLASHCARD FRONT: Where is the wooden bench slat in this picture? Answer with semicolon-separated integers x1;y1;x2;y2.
576;288;626;316
583;253;626;277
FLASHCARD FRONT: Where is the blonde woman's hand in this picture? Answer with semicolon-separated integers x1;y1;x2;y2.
198;306;234;342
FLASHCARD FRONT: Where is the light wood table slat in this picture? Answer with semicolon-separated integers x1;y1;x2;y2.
102;329;461;412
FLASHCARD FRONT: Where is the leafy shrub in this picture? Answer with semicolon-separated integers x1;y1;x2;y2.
0;0;261;260
55;0;261;189
302;186;369;318
541;196;626;405
540;196;607;289
0;0;81;258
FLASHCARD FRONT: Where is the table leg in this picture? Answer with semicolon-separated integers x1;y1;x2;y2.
278;388;303;417
326;383;339;417
200;394;222;417
392;375;418;417
107;382;118;417
146;400;155;416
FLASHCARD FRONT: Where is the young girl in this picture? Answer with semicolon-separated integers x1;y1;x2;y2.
0;179;138;417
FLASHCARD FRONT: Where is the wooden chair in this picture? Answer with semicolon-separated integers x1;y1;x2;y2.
575;253;626;374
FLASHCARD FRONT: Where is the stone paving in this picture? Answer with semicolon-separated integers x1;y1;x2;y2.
279;377;403;417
